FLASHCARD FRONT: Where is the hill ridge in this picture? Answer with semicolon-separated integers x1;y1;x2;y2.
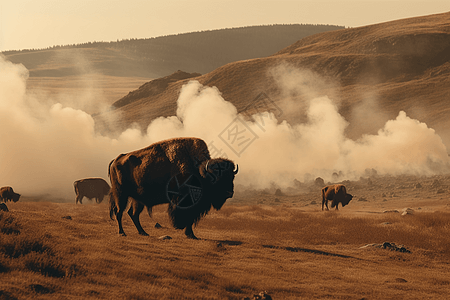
3;24;344;78
112;70;201;109
96;12;450;149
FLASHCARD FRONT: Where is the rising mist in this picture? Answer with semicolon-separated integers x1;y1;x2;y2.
1;56;449;200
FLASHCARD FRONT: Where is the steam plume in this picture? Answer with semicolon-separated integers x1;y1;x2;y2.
1;56;449;200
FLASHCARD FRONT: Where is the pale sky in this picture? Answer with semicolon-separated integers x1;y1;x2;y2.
1;0;449;52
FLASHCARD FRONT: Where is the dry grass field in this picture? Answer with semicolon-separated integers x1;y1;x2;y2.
1;175;450;299
26;75;151;114
2;12;450;300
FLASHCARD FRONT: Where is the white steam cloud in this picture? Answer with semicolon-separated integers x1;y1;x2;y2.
0;56;152;199
1;56;449;201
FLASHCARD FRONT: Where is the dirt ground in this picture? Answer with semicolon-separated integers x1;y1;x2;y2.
1;174;450;299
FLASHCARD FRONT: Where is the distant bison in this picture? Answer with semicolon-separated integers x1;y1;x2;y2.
0;203;8;212
0;186;21;203
108;137;238;239
321;184;353;210
74;178;110;204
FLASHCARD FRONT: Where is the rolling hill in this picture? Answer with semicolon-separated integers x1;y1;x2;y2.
96;12;450;148
2;24;344;78
2;15;450;300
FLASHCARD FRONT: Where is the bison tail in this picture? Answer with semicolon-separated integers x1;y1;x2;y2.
73;182;78;195
109;196;117;220
108;159;115;180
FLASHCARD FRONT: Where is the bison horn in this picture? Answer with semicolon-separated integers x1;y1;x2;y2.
233;164;239;175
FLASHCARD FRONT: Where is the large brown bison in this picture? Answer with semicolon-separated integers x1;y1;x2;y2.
108;137;238;239
74;178;111;204
321;184;353;210
0;186;20;203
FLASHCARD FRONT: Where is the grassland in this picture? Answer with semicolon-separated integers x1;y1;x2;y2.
26;75;152;115
1;175;450;299
2;12;450;300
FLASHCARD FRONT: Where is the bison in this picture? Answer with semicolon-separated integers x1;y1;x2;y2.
0;203;8;212
74;178;111;204
0;186;21;203
108;137;238;239
321;184;353;210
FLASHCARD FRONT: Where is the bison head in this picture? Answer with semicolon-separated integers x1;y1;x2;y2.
200;158;238;210
342;193;353;207
12;193;20;202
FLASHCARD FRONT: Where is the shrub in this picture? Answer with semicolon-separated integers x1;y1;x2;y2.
0;256;9;273
29;284;53;294
0;212;20;235
0;235;51;258
0;290;18;300
23;252;66;278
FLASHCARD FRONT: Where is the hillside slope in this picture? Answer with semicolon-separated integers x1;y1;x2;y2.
2;24;343;78
96;12;450;147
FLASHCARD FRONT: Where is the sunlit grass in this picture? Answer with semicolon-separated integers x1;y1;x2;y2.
1;203;450;299
207;205;450;256
0;211;21;235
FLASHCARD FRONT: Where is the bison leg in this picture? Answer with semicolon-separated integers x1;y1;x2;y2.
127;201;148;236
116;210;126;236
185;223;198;240
76;194;83;204
115;195;129;236
322;192;329;211
322;199;329;211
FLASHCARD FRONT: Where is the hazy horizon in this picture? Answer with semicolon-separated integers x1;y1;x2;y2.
1;0;449;52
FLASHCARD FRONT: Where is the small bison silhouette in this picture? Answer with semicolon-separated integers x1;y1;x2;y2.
74;178;110;204
321;184;353;210
0;203;9;212
0;186;21;203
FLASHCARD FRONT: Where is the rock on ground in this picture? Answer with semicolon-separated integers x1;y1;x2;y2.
401;208;414;216
360;242;411;253
243;291;273;300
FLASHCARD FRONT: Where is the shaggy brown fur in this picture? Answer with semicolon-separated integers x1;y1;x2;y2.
74;178;111;204
322;184;353;211
0;186;20;203
108;137;238;239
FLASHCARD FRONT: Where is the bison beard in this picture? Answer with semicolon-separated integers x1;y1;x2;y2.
167;167;231;233
108;137;238;239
